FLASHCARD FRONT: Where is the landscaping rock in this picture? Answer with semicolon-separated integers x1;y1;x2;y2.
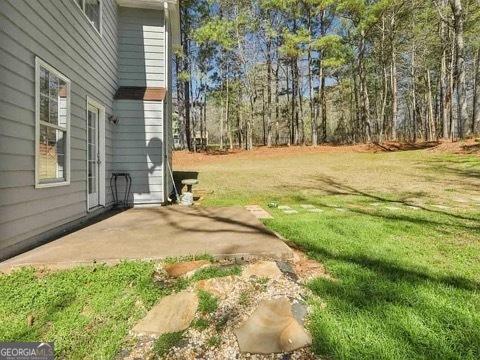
243;261;283;280
283;210;298;214
132;291;198;336
300;204;316;209
275;261;298;282
245;205;273;219
291;301;308;325
196;275;238;299
163;260;210;278
234;298;311;353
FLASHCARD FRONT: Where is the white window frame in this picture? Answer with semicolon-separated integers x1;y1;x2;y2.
86;96;106;211
35;57;71;188
73;0;103;36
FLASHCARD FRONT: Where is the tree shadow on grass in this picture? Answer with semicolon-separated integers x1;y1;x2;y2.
271;173;480;358
279;174;480;226
294;240;480;359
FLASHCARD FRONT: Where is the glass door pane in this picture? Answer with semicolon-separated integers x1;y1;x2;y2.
87;105;99;208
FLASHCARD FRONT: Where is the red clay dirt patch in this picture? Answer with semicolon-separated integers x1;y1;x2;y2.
173;141;476;168
427;138;480;154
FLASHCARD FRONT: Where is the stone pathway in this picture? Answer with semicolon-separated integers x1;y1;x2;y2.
132;291;198;336
234;298;311;353
267;199;471;219
119;255;325;359
245;205;273;219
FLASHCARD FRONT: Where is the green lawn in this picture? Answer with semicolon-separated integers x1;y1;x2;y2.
0;262;163;359
1;147;480;359
178;147;480;359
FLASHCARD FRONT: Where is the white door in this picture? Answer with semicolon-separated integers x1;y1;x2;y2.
87;103;100;208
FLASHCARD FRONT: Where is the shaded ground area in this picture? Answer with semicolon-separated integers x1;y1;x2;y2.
174;144;480;360
0;207;292;272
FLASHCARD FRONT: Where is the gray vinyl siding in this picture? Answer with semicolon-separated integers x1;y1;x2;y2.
0;0;118;258
113;100;165;204
118;7;165;88
113;7;166;204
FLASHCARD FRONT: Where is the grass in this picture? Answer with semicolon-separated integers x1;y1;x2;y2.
0;262;163;359
206;335;221;348
197;290;219;314
190;265;241;282
153;331;184;357
175;147;480;360
192;318;209;331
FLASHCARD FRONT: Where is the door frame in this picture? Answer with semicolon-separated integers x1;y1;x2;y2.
86;96;106;211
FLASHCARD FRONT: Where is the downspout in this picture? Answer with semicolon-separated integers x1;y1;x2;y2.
163;1;171;202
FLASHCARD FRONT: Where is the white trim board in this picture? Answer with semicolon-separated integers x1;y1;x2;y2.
34;56;72;189
86;96;106;211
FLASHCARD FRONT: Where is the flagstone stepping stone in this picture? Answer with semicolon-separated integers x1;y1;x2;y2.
196;275;238;299
300;204;316;209
385;206;401;211
291;301;308;326
163;260;210;278
432;204;451;210
406;205;420;210
234;298;311;353
132;291;198;336
243;261;283;280
370;202;382;207
335;208;346;212
275;261;298;282
278;205;292;210
245;205;273;219
283;209;298;214
307;208;323;213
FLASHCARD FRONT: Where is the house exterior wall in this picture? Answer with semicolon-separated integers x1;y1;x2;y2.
118;7;165;88
113;7;167;204
0;0;119;259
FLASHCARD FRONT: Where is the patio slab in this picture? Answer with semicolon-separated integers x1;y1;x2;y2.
0;206;293;272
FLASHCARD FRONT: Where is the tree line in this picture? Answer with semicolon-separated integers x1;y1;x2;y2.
175;0;480;151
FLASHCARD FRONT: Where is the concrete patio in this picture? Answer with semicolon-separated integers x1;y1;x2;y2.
0;206;293;272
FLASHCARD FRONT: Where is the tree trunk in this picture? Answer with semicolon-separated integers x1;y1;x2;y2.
427;70;436;141
390;15;398;141
266;38;273;147
359;30;371;142
274;54;280;146
226;75;233;150
440;2;449;139
411;45;417;142
307;18;316;146
450;0;467;139
472;48;480;135
181;5;192;151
